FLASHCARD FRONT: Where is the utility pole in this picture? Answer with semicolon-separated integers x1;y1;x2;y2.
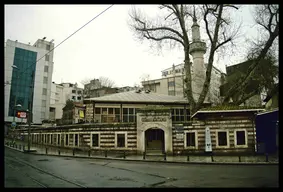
28;71;34;152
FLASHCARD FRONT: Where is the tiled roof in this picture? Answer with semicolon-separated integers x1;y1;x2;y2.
84;90;189;104
191;105;265;118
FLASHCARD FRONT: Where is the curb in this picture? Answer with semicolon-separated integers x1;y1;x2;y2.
5;145;278;166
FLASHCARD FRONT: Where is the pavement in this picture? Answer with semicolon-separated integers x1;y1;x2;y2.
4;146;279;187
4;138;278;165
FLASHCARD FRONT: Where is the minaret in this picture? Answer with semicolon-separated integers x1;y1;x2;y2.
189;7;207;101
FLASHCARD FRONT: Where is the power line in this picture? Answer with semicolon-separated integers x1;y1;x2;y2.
19;4;114;76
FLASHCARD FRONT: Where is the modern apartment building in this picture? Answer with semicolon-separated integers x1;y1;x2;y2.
5;38;55;124
142;63;225;105
49;82;84;121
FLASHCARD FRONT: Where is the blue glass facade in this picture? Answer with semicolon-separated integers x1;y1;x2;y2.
8;47;37;117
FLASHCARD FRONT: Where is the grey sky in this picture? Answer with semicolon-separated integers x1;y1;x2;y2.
5;4;257;88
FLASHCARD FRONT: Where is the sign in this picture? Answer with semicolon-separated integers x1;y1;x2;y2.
79;110;84;118
205;127;212;152
141;116;166;122
11;122;16;128
17;111;27;118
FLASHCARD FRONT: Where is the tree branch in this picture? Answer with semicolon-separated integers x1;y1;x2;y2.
214;37;232;51
139;27;184;40
234;89;259;105
223;23;279;102
223;4;239;10
144;33;185;47
161;4;177;14
203;5;213;43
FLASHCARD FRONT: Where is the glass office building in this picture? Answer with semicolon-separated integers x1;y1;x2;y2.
8;47;37;117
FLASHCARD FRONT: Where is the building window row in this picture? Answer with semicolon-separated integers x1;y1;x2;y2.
92;107;191;123
184;129;248;149
72;90;82;94
30;132;127;149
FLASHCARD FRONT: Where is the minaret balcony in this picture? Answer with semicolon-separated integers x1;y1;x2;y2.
189;41;207;54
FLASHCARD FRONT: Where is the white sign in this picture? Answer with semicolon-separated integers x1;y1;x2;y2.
205;127;212;152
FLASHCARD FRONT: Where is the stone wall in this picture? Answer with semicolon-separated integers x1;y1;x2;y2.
18;112;256;155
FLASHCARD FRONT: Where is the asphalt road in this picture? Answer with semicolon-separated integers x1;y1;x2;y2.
5;147;278;188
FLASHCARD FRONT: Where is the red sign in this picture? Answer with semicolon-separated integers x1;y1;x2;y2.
17;111;27;118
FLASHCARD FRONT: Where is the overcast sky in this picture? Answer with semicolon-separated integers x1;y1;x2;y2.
5;4;257;88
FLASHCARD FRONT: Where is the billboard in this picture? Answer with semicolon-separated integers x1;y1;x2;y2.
17;111;27;119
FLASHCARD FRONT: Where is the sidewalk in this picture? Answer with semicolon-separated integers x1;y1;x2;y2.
4;139;278;165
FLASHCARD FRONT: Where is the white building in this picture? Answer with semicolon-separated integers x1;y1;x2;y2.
49;82;84;121
5;38;55;124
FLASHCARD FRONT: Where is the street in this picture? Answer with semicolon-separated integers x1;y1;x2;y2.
5;147;278;188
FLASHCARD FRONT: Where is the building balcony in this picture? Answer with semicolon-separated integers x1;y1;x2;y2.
189;41;207;54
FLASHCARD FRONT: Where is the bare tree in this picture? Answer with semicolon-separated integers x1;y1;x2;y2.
99;76;115;88
129;4;240;114
222;4;279;104
80;77;92;86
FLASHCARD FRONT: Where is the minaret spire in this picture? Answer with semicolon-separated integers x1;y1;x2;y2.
193;5;197;23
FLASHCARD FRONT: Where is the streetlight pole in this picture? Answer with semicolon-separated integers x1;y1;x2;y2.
28;71;34;152
12;65;19;123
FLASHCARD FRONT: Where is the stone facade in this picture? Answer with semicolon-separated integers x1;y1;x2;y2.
17;109;261;155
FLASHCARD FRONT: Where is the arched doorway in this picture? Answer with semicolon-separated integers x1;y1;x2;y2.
145;128;165;154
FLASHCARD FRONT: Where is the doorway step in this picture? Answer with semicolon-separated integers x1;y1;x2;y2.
146;149;164;156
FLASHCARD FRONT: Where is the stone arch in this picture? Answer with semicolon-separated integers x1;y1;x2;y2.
137;122;172;154
141;122;167;132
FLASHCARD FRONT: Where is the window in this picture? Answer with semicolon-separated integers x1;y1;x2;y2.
108;108;114;114
117;133;126;148
72;90;76;93
42;100;46;107
44;134;47;143
92;134;99;147
186;132;196;147
235;130;246;146
168;81;175;87
65;134;69;146
44;66;49;72
74;134;78;146
77;90;82;94
43;76;48;84
95;108;101;114
50;134;53;144
72;96;76;100
77;96;81;100
45;55;49;61
41;112;45;118
42;88;47;95
57;134;60;145
46;44;50;50
217;131;228;146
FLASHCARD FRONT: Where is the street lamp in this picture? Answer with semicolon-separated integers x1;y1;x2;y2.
12;65;20;124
